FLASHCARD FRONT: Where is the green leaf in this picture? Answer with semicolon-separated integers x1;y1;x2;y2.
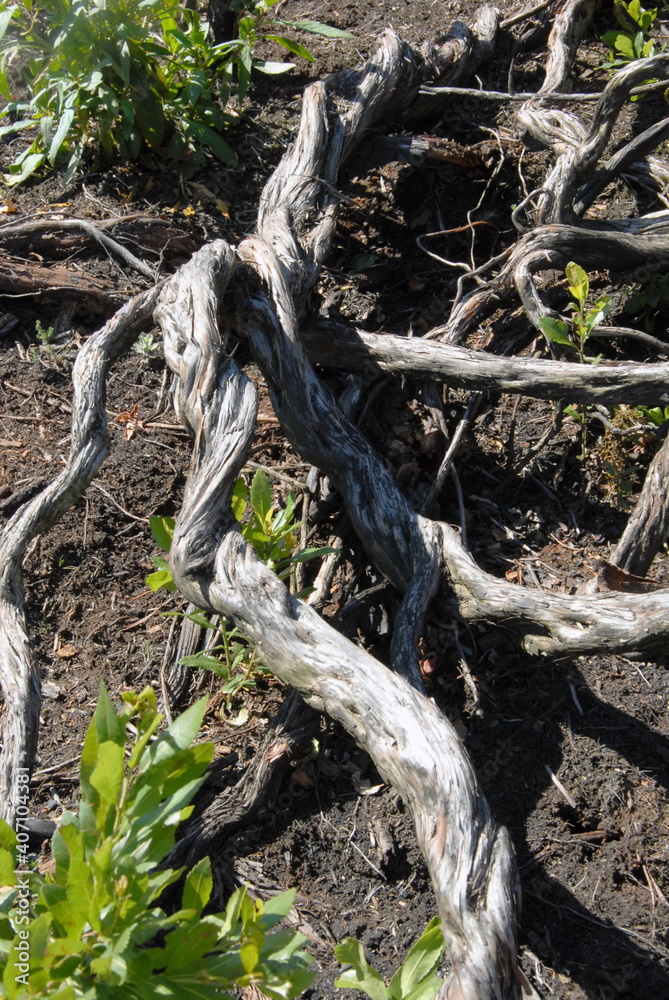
52;818;84;873
165;610;218;629
0;7;18;42
141;696;208;770
565;261;589;304
48;107;75;164
403;976;443;1000
276;18;354;38
67;856;99;931
90;740;124;806
231;477;248;521
182;856;213;914
147;569;176;592
252;58;295;74
5;152;45;185
335;938;389;1000
150;515;175;553
537;316;572;346
286;545;338;564
182;118;238;164
264;34;314;61
0;819;17;852
388;918;443;1000
178;652;228;674
250;468;273;527
93;682;125;746
259;887;296;929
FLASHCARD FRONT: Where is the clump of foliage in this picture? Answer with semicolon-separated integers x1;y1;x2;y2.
132;332;161;362
172;607;268;707
0;0;351;183
147;467;334;594
601;0;661;67
624;271;669;328
230;467;334;587
0;684;315;998
335;917;445;1000
539;262;611;461
146;468;335;704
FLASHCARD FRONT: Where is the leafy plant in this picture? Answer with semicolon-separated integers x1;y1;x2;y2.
132;332;160;361
172;607;268;705
0;0;352;184
147;469;335;594
146;472;335;703
335;917;444;1000
0;683;315;999
146;513;177;593
539;262;611;461
624;270;669;327
635;403;669;426
231;468;334;587
601;0;660;68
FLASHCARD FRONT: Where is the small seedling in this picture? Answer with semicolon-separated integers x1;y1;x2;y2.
147;471;335;595
133;332;160;360
35;319;55;345
539;262;611;461
335;917;445;1000
170;607;269;706
231;468;335;590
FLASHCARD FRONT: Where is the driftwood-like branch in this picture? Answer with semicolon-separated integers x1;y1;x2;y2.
538;0;596;94
445;215;669;344
156;245;522;1000
520;53;669;223
0;217;156;279
608;432;669;578
0;286;160;822
574;114;669;215
0;255;126;309
302;319;669;405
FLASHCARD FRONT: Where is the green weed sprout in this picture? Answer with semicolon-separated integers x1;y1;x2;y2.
132;333;160;361
147;467;335;595
0;683;315;999
538;261;611;461
335;917;445;1000
0;0;352;184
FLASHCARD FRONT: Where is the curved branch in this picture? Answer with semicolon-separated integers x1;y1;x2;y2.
0;286;161;823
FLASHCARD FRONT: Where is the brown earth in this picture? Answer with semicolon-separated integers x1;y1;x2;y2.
2;2;669;998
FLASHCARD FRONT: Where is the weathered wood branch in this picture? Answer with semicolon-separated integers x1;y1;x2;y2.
445;216;669;344
156;245;522;1000
301;319;669;405
0;286;160;823
538;0;597;95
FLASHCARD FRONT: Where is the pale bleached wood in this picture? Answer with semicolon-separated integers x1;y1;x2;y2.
0;286;161;823
156;240;523;1000
301;319;669;405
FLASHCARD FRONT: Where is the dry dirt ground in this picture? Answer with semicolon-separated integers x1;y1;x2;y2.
2;2;669;998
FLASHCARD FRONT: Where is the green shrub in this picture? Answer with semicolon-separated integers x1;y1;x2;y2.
0;684;315;998
0;0;352;183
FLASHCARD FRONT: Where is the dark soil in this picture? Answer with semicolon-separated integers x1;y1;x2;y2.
2;2;669;998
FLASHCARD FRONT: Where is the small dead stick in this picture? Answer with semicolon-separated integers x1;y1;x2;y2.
0;217;156;280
